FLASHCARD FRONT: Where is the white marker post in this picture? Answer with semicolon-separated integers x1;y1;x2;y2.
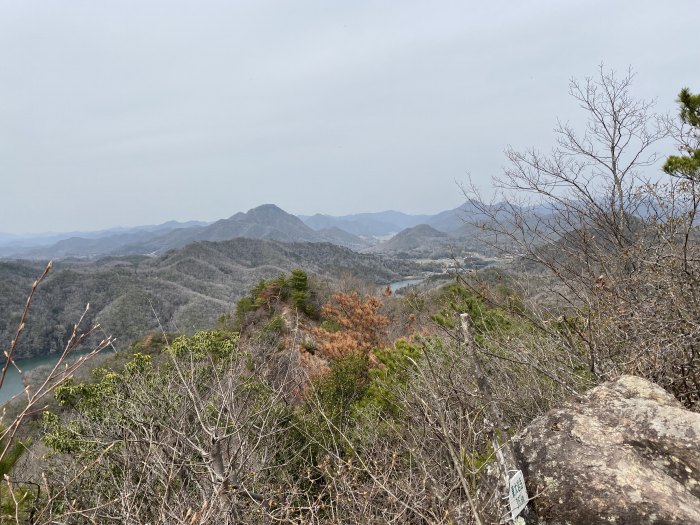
508;470;528;520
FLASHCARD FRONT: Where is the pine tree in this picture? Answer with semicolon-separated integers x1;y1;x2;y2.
664;88;700;181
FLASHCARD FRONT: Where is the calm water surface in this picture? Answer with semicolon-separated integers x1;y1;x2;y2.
0;353;70;405
389;278;424;292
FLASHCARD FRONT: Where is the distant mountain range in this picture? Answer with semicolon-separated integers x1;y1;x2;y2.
300;210;433;237
299;202;486;237
0;205;369;259
0;220;208;251
1;202;495;260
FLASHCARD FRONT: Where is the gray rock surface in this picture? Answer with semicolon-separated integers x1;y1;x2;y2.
513;375;700;524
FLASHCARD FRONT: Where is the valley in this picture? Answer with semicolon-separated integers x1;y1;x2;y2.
0;237;429;361
0;202;506;362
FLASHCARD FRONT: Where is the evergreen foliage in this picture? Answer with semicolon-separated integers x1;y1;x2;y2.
233;269;315;331
664;88;700;181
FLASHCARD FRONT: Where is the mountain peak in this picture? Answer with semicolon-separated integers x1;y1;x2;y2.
243;204;305;224
226;204;288;221
248;203;286;214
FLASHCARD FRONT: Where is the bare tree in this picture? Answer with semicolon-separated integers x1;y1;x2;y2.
464;67;700;407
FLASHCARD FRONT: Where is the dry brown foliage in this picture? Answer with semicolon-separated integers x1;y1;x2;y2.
312;292;389;361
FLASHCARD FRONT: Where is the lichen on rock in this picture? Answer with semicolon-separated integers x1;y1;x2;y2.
512;375;700;524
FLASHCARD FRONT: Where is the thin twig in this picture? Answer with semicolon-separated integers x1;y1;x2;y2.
0;261;52;390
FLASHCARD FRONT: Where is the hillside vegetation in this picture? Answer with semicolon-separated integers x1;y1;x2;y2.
0;72;698;524
0;238;419;359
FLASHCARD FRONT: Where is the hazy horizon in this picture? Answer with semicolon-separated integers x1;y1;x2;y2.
0;201;464;237
2;1;699;234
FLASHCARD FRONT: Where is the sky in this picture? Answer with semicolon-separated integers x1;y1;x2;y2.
1;1;698;234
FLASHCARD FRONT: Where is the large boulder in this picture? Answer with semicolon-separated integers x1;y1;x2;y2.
513;375;700;524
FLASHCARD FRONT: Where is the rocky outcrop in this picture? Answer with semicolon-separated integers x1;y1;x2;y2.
513;375;700;524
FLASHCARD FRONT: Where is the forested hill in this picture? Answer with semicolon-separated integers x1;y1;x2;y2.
0;238;418;359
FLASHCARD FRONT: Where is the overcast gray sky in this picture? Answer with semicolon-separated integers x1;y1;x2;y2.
1;1;698;233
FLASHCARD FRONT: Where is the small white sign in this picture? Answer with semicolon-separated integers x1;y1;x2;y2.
508;470;528;520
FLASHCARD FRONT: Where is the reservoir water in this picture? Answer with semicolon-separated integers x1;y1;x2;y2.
389;278;424;293
0;353;76;405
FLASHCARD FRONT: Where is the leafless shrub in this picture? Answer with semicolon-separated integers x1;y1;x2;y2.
463;66;700;408
34;336;293;524
0;261;112;522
